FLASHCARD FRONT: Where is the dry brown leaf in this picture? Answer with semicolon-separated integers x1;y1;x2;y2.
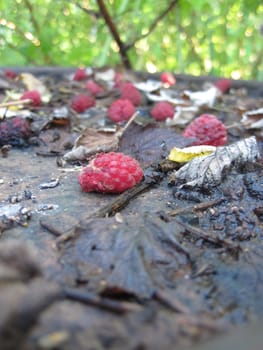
241;108;263;129
63;128;120;161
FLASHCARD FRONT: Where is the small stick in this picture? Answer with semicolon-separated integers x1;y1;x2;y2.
63;287;140;314
176;219;240;250
116;111;139;137
154;289;191;314
39;219;63;236
91;182;152;218
0;99;32;108
177;314;225;332
168;198;224;217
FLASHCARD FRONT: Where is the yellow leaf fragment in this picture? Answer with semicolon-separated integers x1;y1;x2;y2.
168;145;216;163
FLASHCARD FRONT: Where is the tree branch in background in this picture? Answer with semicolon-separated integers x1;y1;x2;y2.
96;0;132;69
73;2;102;19
0;34;36;64
125;0;178;50
24;0;52;64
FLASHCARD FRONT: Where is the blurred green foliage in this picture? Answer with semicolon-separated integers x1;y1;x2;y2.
0;0;262;80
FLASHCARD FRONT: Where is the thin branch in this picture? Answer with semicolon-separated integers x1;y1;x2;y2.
126;0;178;50
0;33;36;64
24;0;40;34
73;2;102;19
24;0;52;64
96;0;132;69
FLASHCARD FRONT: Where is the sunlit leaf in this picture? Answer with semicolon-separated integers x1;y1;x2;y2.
168;145;216;163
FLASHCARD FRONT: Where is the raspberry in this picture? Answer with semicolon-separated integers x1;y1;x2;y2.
183;114;227;146
85;80;104;96
160;72;176;87
73;68;88;81
120;83;142;106
4;69;17;79
214;78;231;94
0;117;32;147
20;90;41;106
150;101;174;121
78;152;143;193
113;72;125;88
108;99;135;123
71;94;95;113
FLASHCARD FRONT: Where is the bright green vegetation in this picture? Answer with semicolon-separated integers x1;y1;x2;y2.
0;0;262;80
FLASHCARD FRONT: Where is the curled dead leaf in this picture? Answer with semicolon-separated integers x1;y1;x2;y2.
172;136;259;189
241;108;263;129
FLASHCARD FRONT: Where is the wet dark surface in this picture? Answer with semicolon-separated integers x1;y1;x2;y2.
0;68;263;349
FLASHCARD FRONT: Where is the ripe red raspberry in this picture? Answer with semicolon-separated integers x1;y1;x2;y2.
78;152;143;193
150;101;174;121
113;72;125;88
120;83;142;106
71;94;95;113
108;99;135;123
4;69;17;79
160;72;176;87
73;68;88;81
85;80;104;96
183;114;227;146
214;78;231;94
0;117;32;147
20;90;41;106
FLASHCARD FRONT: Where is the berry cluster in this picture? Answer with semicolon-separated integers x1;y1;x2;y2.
183;114;227;146
108;99;135;122
150;101;174;121
20;90;42;107
0;117;32;147
78;152;143;193
71;94;95;113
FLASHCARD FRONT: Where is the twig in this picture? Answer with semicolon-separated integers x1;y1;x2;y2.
177;314;225;332
73;2;101;19
96;0;131;69
0;99;31;108
175;219;241;250
63;287;140;314
39;219;63;236
168;198;224;217
92;181;152;218
126;0;178;50
154;289;191;314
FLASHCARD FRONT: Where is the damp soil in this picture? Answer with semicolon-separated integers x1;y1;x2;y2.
0;68;263;350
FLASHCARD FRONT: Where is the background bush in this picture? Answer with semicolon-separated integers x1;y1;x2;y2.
0;0;262;80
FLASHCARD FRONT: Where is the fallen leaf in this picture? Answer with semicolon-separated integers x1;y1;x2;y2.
63;128;119;161
168;145;216;163
60;215;189;298
119;123;192;167
165;106;199;126
172;136;259;189
183;85;220;107
134;80;162;92
241;107;263;129
95;69;115;82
